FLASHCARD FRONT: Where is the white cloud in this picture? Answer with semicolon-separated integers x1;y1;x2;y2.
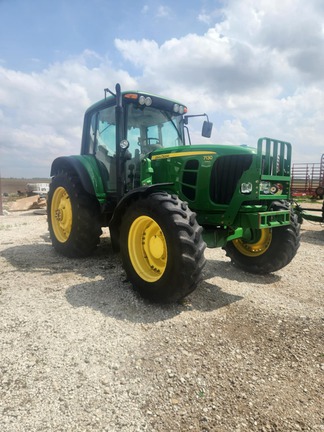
0;51;137;177
198;13;210;25
114;0;324;163
1;0;324;178
156;5;171;18
115;39;159;68
218;119;249;145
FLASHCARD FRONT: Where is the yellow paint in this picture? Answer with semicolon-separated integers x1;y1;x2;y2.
151;151;216;161
128;215;167;282
51;186;72;243
233;228;272;257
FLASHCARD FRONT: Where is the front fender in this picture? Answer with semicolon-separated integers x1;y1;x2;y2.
50;155;107;201
109;183;173;251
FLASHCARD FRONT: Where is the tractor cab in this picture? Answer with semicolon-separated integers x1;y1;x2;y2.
80;84;212;197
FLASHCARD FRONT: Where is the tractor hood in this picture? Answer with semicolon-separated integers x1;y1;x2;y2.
150;144;257;162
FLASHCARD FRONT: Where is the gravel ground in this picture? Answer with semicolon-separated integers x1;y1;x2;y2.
0;209;323;432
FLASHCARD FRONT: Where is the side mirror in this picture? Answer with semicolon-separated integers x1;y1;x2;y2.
202;121;213;138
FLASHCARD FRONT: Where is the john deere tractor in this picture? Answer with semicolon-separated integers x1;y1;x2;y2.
48;84;300;302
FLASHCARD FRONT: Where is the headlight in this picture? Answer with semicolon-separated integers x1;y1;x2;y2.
241;182;253;194
260;181;283;195
260;181;271;194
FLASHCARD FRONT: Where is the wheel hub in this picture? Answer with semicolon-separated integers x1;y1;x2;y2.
233;228;272;257
128;216;167;282
55;209;63;221
149;235;164;259
51;187;72;243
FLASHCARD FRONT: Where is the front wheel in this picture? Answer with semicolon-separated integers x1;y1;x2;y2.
47;171;102;257
120;192;206;302
223;201;300;274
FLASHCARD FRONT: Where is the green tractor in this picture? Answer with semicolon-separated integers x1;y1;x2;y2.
48;83;300;302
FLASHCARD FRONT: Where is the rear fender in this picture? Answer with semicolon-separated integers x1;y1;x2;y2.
50;155;107;201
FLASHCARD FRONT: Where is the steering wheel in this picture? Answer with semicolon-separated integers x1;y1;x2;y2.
141;137;162;153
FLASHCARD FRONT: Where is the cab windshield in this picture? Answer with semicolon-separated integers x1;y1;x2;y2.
126;103;184;156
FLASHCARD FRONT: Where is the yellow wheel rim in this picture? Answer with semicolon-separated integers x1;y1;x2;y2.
51;186;72;243
233;228;272;257
128;216;167;282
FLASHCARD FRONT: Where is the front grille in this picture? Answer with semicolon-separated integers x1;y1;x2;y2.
210;155;253;204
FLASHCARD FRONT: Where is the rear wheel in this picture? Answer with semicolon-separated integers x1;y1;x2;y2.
224;201;300;274
120;192;206;302
47;171;102;257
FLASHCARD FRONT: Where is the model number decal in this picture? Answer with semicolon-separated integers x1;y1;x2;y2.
203;155;213;161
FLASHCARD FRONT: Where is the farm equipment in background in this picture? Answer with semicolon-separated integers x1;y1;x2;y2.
26;183;50;197
291;154;324;225
291;154;324;198
293;200;324;224
47;83;300;302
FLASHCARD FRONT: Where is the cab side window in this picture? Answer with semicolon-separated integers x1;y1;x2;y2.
89;106;117;192
93;106;116;157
